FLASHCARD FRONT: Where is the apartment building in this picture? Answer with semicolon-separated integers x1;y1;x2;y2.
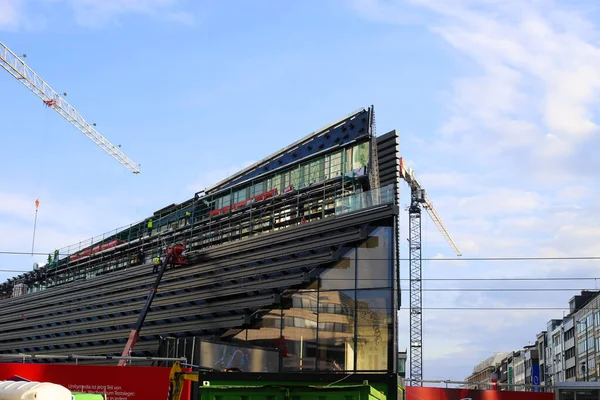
537;331;547;387
524;344;539;386
465;352;510;389
546;319;564;386
472;291;600;390
513;350;525;389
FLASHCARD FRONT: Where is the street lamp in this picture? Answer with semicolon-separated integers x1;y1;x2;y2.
577;319;590;382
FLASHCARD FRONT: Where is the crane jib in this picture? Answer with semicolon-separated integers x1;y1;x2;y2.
0;41;140;174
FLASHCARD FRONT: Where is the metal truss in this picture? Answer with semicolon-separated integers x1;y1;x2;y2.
0;41;140;174
409;202;423;385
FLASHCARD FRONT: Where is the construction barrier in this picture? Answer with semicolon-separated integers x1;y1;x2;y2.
406;386;554;400
0;363;190;400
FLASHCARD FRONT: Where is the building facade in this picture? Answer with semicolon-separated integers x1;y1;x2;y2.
0;107;402;378
545;319;564;386
537;331;547;387
479;290;600;390
524;344;539;387
513;350;525;389
465;352;509;389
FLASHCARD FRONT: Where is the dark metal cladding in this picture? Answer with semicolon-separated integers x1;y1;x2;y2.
206;108;371;194
376;129;400;197
0;106;401;375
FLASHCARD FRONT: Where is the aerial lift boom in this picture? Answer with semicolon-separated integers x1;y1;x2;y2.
118;244;187;366
0;41;140;174
399;157;461;386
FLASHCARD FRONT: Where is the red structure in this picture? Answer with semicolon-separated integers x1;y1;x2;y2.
406;387;553;400
0;363;190;399
71;239;124;261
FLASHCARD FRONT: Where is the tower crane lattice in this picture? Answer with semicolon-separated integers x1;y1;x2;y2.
0;41;140;174
400;157;462;385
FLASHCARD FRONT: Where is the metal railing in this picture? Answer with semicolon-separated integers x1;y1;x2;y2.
9;182;396;295
0;353;186;365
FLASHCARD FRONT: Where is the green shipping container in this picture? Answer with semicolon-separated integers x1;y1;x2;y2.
200;383;386;400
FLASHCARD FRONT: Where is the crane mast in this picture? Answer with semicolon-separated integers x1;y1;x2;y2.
399;157;461;385
0;41;140;174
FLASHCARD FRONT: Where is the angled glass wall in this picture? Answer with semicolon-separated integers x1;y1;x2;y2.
228;224;395;373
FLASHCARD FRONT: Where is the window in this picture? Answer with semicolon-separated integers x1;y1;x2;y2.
290;168;299;188
271;174;282;193
565;328;574;340
356;289;391;371
553;334;561;345
233;188;248;203
345;147;353;173
316;290;356;372
300;164;310;187
357;227;392;289
329;151;342;177
252;181;264;197
352;142;369;170
320;247;356;291
309;158;323;184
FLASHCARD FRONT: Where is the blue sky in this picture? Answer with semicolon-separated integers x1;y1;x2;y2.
2;0;600;381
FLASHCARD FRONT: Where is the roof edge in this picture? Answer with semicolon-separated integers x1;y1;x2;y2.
204;107;367;194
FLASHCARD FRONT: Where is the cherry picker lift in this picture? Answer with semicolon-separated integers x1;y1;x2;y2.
118;242;187;366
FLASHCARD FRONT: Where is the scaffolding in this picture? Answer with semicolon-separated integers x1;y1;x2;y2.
0;145;394;299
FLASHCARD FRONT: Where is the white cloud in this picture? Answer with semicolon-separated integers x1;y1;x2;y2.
352;0;600;380
0;0;194;30
0;0;22;29
424;0;600;161
0;189;149;283
63;0;194;27
166;10;195;25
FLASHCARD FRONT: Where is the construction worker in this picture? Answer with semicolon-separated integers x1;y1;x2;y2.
53;249;59;262
47;254;52;265
136;249;145;265
152;256;161;273
147;219;153;236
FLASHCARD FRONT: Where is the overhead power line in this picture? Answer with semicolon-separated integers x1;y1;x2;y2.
3;250;600;261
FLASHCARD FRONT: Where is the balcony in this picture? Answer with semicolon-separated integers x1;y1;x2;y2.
565;337;575;350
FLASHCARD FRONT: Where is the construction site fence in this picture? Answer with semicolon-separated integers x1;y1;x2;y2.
51;183;395;264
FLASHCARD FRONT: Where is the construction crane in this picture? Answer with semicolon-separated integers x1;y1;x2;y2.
399;157;462;386
0;41;140;174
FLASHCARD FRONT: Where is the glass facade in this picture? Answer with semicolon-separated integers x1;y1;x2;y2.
213;141;370;210
228;225;395;372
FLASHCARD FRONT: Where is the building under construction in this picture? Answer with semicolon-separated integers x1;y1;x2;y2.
0;106;401;375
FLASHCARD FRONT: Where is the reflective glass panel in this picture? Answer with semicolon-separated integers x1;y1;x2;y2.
356;289;392;371
352;142;369;170
282;290;318;371
357;227;392;289
320;247;356;291
317;290;356;372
